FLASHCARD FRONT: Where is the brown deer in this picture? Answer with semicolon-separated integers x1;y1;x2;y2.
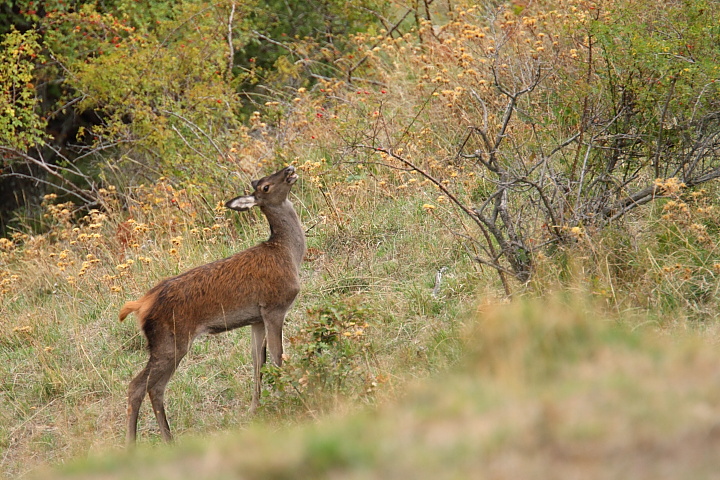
119;165;305;445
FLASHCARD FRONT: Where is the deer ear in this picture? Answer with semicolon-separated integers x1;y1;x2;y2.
225;195;257;211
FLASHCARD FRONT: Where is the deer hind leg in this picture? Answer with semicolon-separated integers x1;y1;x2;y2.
146;352;185;443
127;365;150;446
249;322;267;415
126;337;189;445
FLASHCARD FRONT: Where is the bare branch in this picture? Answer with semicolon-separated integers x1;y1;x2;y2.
354;142;512;293
547;131;581;158
517;177;564;241
0;171;94;205
355;145;479;225
0;146;99;205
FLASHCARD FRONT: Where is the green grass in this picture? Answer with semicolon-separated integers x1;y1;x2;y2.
30;295;720;480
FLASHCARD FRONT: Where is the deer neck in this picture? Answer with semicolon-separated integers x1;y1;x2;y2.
261;200;306;268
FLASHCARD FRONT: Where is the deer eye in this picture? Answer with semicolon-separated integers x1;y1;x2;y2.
262;184;270;192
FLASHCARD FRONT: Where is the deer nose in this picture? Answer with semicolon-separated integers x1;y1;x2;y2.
284;165;298;184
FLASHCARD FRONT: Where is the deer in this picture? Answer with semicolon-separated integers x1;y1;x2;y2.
119;165;305;445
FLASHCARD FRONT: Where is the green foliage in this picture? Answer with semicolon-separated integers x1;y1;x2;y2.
0;27;44;150
41;3;241;182
590;0;720;152
263;299;379;413
238;0;385;89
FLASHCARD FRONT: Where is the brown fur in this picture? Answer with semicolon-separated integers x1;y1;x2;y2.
121;166;305;445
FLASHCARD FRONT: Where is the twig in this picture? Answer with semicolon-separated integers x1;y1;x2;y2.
253;30;297;56
158;109;226;160
309;73;388;88
227;2;236;77
547;131;581;158
653;76;676;178
171;125;212;161
392;85;439;151
0;172;93;205
431;266;448;298
340;160;413;172
574;139;594;210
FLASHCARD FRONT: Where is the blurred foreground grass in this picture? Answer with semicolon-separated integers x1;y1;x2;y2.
38;294;720;480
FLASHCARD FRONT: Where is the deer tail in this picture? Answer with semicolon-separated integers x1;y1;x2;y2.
119;300;142;322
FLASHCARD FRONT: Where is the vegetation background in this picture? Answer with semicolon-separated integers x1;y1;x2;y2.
1;0;720;477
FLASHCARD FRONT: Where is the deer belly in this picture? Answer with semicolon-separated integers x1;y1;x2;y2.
201;305;262;334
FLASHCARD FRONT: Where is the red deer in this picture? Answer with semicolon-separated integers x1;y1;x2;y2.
119;165;305;444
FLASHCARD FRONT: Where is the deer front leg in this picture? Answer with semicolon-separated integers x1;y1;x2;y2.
262;307;286;367
249;322;267;414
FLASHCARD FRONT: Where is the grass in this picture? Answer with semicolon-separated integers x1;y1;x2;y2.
3;157;720;478
28;295;720;480
0;176;478;477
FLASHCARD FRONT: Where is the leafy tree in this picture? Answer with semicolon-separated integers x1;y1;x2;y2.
0;27;44;151
0;0;386;233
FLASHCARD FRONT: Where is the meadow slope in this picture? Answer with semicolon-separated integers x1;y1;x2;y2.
34;296;720;480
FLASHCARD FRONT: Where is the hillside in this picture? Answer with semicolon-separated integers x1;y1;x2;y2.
1;0;720;477
34;297;720;479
